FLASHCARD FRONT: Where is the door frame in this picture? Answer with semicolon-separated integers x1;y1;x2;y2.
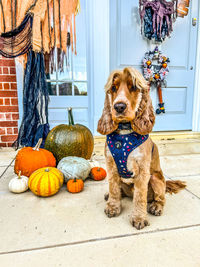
192;3;200;131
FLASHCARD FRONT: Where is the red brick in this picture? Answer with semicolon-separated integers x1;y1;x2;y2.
0;68;2;74
5;113;12;120
11;98;18;105
4;98;10;105
0;99;3;105
0;59;15;67
0;128;6;135
0;106;18;112
0;75;16;83
0;121;17;127
6;128;13;134
10;68;16;75
12;113;19;120
13;127;18;134
0;142;8;147
3;68;9;74
1;135;18;142
3;83;10;89
0;90;17;97
0;84;2;89
10;83;17;90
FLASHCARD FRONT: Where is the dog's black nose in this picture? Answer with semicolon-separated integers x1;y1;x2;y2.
114;102;127;113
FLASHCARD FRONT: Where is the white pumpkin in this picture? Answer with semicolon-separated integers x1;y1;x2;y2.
9;171;29;193
57;156;91;182
87;159;100;168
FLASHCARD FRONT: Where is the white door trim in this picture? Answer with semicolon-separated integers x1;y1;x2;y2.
192;4;200;132
86;0;110;135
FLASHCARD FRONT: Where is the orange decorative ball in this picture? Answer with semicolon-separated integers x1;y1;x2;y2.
162;63;167;68
146;60;151;66
154;73;160;80
91;167;107;181
67;178;84;193
14;139;56;177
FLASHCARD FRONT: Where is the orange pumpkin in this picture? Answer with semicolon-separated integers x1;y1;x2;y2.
162;63;167;68
91;167;107;181
67;178;84;193
14;138;56;177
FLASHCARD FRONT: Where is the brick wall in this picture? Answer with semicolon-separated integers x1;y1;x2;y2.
0;56;19;147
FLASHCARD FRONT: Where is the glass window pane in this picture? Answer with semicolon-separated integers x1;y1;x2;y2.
59;82;72;95
74;82;87;96
47;82;57;95
73;0;87;81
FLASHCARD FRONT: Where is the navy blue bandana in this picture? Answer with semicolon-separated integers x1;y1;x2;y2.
107;130;149;178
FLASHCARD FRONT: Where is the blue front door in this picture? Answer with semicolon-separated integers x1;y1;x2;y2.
110;0;199;131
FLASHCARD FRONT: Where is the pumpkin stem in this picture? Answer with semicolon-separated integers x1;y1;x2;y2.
68;107;74;126
45;168;49;172
18;171;21;179
97;168;101;172
33;138;43;151
74;178;77;183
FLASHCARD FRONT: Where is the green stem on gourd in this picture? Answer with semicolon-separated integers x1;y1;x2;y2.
18;171;21;179
74;178;77;183
68;107;74;126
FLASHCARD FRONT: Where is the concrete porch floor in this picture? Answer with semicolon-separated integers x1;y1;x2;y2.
0;138;200;267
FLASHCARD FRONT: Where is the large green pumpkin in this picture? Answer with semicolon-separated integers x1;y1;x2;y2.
44;108;94;163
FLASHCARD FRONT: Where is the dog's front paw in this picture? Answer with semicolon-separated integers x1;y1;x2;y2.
148;201;164;216
104;202;121;218
130;216;149;230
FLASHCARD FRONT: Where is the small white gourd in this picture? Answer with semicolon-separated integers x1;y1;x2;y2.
9;171;29;193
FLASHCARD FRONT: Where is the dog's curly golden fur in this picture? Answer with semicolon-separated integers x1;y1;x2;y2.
97;67;186;230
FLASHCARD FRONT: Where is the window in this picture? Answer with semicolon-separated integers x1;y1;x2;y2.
45;0;87;97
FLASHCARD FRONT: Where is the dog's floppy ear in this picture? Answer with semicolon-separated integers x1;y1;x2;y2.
97;70;120;135
125;67;155;135
131;90;155;135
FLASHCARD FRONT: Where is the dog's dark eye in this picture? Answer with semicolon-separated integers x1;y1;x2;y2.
130;85;136;92
111;86;117;92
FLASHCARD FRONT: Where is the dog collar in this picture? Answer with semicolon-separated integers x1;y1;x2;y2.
107;131;149;178
118;122;132;130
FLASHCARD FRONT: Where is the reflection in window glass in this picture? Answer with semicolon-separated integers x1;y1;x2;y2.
59;82;72;95
47;82;57;95
74;82;87;96
58;51;72;81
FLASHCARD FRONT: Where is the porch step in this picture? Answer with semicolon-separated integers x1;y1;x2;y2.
94;137;200;157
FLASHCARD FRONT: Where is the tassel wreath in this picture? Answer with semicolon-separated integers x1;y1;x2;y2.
142;46;170;114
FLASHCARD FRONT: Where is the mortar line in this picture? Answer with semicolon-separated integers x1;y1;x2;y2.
0;224;200;256
0;158;15;179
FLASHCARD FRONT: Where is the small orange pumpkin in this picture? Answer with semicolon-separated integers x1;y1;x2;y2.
14;138;56;177
146;60;151;66
162;63;167;68
67;178;84;193
91;167;107;181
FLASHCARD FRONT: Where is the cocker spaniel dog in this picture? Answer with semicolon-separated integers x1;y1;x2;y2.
97;67;186;230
